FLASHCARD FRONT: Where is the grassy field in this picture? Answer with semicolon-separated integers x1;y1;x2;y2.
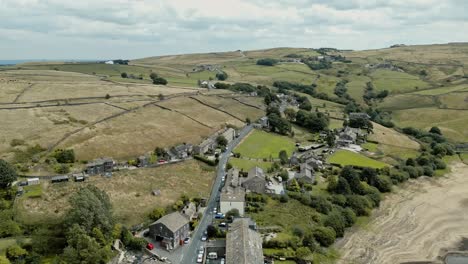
392;107;468;142
412;84;468;95
228;157;273;172
16;160;215;226
370;69;430;93
327;150;388;169
234;130;296;159
439;92;468;109
378;94;437;110
368;122;420;150
190;95;265;121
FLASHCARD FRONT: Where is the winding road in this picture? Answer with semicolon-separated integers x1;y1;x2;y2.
180;124;254;264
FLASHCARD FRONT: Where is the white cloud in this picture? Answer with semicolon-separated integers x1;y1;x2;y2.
0;0;466;59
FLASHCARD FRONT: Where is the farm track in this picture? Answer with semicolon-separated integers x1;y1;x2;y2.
12;83;34;103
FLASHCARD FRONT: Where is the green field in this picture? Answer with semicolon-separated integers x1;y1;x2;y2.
370;69;430;93
412;84;468;95
392;107;468;142
234;130;296;159
378;94;436;110
327;150;388;169
229;157;273;171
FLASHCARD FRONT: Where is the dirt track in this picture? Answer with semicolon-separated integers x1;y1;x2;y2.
336;162;468;264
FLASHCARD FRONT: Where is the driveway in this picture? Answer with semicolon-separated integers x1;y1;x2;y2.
180;124;254;264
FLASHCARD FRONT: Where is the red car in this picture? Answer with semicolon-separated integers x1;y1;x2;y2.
146;243;154;250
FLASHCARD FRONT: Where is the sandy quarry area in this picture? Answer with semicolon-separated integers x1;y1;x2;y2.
336;162;468;264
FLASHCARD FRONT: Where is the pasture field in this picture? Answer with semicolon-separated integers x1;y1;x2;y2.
190;95;264;122
157;97;245;128
0;79;31;103
370;69;430;93
392;107;468;142
58;104;215;160
439;92;468;109
368;122;420;150
377;94;436;110
327;150;388;169
234;130;296;159
0;104;121;159
16;160;215;226
228;157;273;172
345;75;371;104
412;84;468;95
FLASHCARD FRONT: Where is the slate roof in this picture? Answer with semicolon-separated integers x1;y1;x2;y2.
152;212;189;232
226;218;263;264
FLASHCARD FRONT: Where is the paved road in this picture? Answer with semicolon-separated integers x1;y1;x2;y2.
180;124;254;264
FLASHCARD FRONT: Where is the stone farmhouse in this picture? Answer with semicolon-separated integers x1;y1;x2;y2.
241;167;267;194
85;158;114;175
220;168;246;216
148;212;190;250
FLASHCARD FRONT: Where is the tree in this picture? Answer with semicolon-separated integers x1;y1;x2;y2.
216;135;228;148
154;147;168;159
340;166;364;194
326;131;335;147
0;160;17;188
120;72;128;78
149;72;158;80
53;149;75;163
225;208;240;220
0;256;10;264
299;99;312;111
268;113;291;135
152;77;168;85
296;247;312;260
245;117;251;124
206;225;218;238
429;126;442;135
295;110;329;132
346;195;371;216
6;245;27;262
216;71;228;81
324;210;346;237
158;93;165;100
278;150;288;165
149;207;165;221
66;186;114;238
256;58;278;66
334;177;351;195
105;94;110;99
62;224;112;264
264;95;272;105
284;108;296;121
312;226;336;247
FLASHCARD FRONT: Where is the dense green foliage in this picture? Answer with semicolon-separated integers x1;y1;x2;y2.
0;160;17;188
216;71;228;80
52;149;75;163
295;110;329;132
256;58;279;66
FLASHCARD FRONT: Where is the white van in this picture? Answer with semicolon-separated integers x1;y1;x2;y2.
207;252;218;259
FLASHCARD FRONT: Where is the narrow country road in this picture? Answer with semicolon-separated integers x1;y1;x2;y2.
180;124;254;264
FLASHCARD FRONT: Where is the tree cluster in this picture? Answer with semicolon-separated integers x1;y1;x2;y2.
149;73;168;85
215;71;228;81
256;58;279;66
295;110;329;132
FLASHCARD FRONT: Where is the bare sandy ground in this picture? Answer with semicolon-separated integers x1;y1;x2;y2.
336;162;468;264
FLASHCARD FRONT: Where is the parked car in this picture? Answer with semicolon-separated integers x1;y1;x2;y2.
218;222;226;228
143;230;149;237
146;243;154;250
197;254;203;263
220;258;225;264
214;213;225;219
184;237;190;244
201;235;207;241
207;252;218;259
212;208;217;214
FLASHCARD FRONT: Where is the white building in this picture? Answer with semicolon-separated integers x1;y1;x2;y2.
27;178;40;186
105;60;114;65
220;169;245;216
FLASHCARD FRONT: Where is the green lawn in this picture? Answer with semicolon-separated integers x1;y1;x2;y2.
229;157;273;172
327;150;388;169
234;130;296;159
23;184;43;198
362;142;379;152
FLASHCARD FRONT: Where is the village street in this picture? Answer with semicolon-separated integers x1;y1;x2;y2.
179;124;254;264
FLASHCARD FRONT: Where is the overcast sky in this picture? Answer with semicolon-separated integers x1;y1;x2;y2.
1;0;467;60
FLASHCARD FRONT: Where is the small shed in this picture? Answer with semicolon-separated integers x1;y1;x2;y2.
27;178;40;186
51;175;69;183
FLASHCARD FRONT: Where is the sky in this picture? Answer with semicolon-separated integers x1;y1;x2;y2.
1;0;467;60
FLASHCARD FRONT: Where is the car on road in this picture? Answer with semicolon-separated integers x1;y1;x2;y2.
197;253;203;263
184;237;190;244
212;208;217;214
220;258;225;264
218;222;226;228
146;243;154;250
199;246;205;255
201;235;207;241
